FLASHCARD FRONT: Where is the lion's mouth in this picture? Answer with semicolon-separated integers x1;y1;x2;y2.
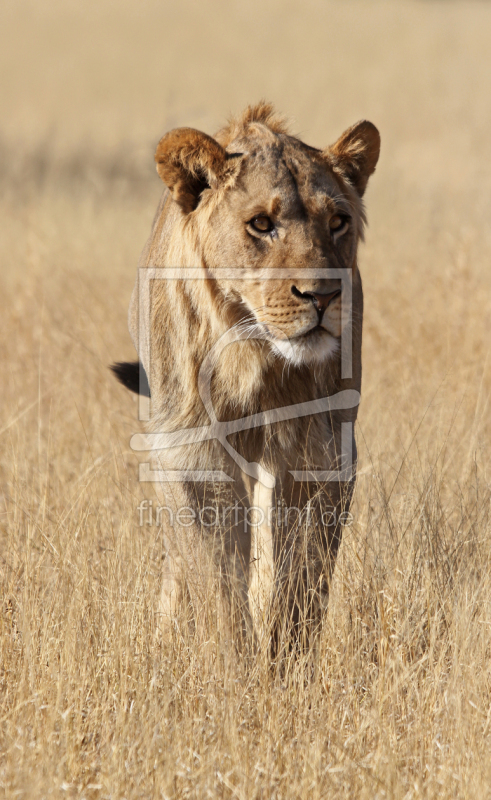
264;324;332;344
294;324;333;341
298;324;323;338
257;320;336;345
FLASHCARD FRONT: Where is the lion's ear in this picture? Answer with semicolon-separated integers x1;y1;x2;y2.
155;127;241;214
326;121;380;197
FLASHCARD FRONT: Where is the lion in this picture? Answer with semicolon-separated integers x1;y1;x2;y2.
112;102;380;656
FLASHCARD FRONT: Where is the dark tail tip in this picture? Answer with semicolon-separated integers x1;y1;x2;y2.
110;361;151;397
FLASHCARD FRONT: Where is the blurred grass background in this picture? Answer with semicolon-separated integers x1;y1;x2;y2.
2;1;491;798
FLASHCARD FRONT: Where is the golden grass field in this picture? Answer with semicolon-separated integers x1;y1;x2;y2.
2;0;491;796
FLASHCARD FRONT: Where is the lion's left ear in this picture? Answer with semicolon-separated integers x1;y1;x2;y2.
155;127;242;214
326;120;380;197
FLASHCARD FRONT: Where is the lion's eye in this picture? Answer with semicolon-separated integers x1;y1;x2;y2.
329;214;346;232
250;215;274;233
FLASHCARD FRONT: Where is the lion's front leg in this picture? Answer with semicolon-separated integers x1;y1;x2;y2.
155;475;255;649
269;473;354;659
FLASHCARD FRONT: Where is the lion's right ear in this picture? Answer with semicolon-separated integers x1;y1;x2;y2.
326;120;380;198
155;128;241;214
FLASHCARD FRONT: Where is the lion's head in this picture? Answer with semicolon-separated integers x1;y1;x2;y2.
152;101;379;370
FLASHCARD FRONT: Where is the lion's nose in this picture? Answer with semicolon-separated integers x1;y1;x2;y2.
291;286;341;314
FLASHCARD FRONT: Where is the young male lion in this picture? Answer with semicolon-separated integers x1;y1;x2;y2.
113;102;380;656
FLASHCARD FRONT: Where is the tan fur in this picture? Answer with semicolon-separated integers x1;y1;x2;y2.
128;103;380;654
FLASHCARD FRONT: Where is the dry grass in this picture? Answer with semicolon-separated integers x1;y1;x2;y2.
2;1;491;797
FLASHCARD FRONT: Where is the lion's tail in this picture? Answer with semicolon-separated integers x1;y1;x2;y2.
110;361;150;397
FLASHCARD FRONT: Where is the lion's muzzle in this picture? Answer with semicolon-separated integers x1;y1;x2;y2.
290;285;342;324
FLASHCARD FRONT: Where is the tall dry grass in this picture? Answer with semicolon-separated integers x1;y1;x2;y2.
2;1;491;797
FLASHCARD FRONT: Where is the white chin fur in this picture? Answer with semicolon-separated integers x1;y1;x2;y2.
271;331;339;366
